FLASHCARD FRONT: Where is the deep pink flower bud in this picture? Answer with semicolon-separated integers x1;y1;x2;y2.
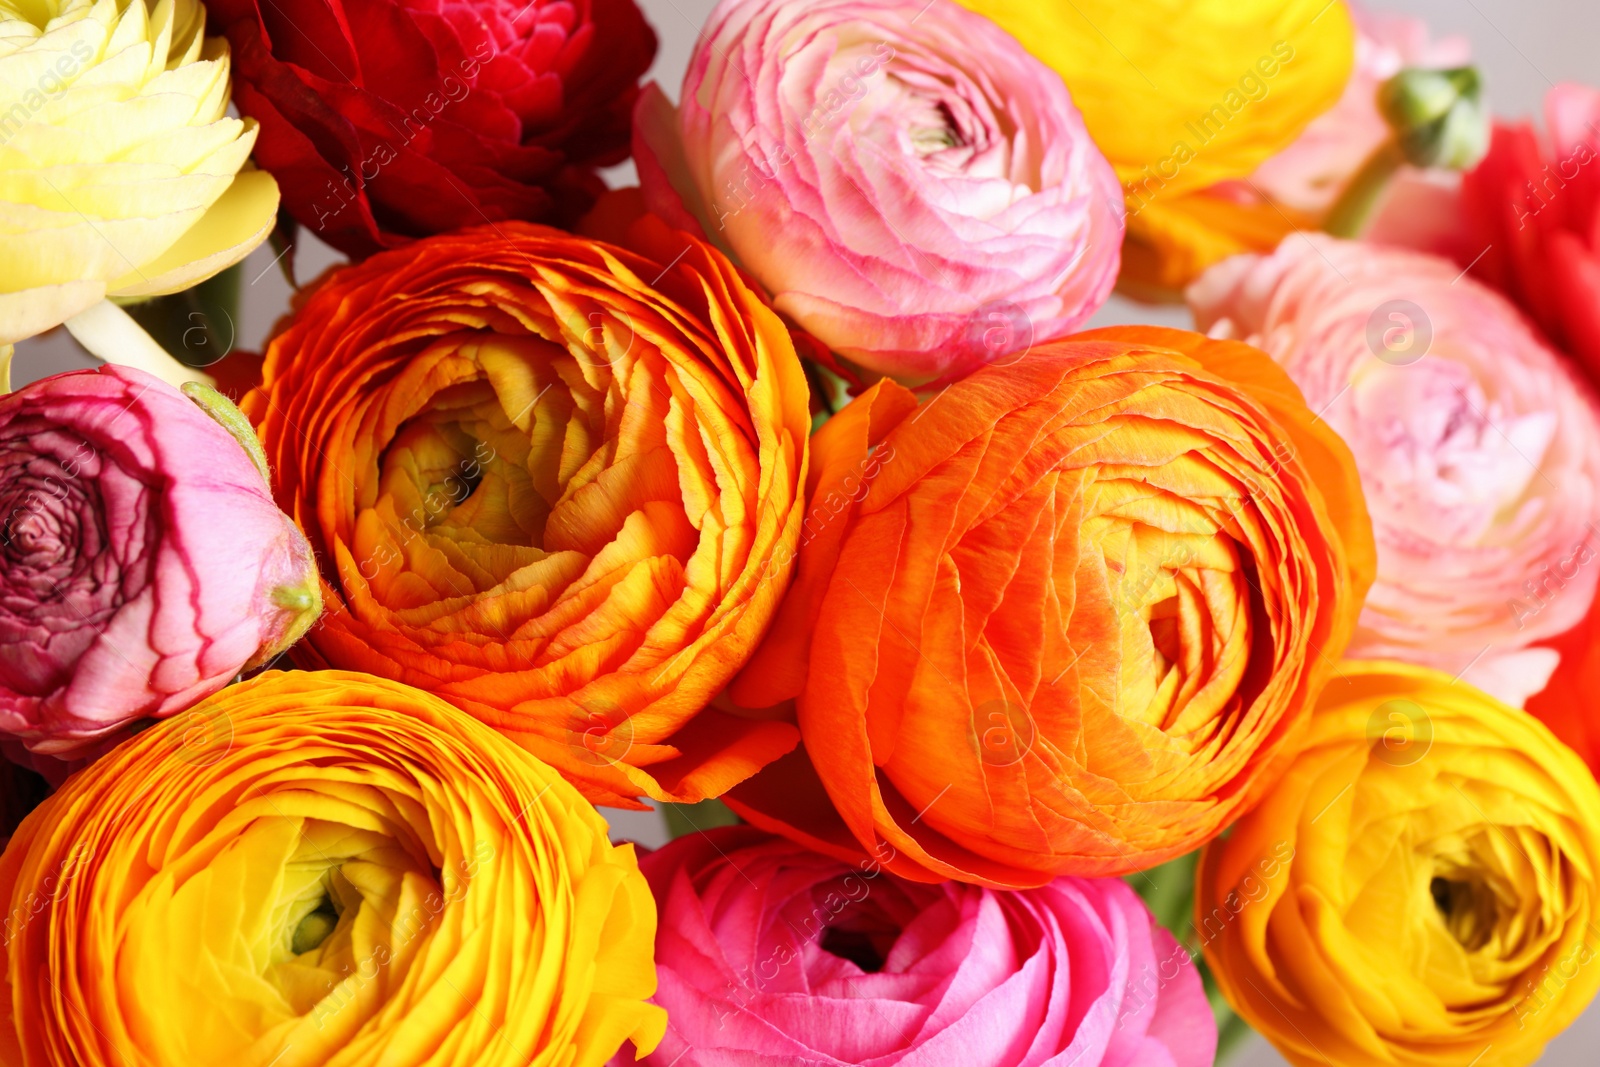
0;365;320;755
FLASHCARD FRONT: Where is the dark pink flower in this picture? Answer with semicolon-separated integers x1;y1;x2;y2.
0;366;320;755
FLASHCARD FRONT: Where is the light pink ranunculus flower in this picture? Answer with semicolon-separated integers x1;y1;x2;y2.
0;366;321;755
1226;7;1470;220
609;827;1216;1067
633;0;1124;384
1190;235;1600;706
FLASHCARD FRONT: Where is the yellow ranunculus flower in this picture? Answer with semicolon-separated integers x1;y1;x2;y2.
0;670;666;1066
0;0;278;344
1197;661;1600;1067
958;0;1354;293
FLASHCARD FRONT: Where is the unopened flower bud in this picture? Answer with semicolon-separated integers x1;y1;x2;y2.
1380;66;1489;169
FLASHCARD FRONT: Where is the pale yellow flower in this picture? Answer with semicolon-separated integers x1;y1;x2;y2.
0;0;278;345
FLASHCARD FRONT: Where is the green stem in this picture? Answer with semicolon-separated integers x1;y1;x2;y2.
1324;140;1406;239
661;799;741;840
122;262;244;370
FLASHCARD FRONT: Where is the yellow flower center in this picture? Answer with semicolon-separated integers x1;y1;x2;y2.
1083;503;1255;745
1429;874;1498;953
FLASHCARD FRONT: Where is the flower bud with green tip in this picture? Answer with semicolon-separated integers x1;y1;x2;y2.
1380;66;1489;170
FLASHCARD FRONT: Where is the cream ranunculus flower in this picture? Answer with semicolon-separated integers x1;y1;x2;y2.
0;0;279;347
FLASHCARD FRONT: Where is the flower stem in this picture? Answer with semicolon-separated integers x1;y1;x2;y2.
63;300;213;388
1324;140;1406;239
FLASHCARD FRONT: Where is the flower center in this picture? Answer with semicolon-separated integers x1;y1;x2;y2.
819;925;890;973
1348;362;1552;540
1430;873;1497;951
2;505;57;560
1080;508;1258;741
291;895;342;955
908;101;962;155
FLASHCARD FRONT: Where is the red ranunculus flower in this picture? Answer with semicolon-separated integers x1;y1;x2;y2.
206;0;656;257
1458;83;1600;380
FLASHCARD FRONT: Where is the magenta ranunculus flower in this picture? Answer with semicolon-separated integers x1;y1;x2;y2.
634;0;1123;384
0;366;321;756
609;827;1216;1067
1190;235;1600;706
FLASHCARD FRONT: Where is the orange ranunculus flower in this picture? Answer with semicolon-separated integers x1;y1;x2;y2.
1198;661;1600;1067
0;669;665;1066
243;213;811;807
725;325;1375;886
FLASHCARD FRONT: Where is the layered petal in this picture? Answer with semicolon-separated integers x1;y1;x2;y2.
1431;83;1600;386
207;0;655;257
0;0;277;342
610;827;1215;1067
635;0;1123;383
0;365;319;755
958;0;1355;292
1190;234;1600;705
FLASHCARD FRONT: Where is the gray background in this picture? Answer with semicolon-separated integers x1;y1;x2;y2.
13;0;1597;1062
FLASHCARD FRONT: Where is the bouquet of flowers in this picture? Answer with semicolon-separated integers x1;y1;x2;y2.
3;0;1600;1064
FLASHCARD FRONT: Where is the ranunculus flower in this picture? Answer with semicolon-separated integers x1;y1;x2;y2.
609;826;1216;1067
1198;660;1600;1067
724;326;1376;886
0;0;279;344
0;669;666;1065
206;0;656;259
243;212;811;808
958;0;1354;294
1190;234;1600;706
0;366;320;757
633;0;1123;384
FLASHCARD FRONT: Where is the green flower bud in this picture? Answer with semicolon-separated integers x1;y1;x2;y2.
1379;66;1489;170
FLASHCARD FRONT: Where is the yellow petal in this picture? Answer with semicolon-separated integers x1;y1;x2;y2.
108;164;279;297
0;0;271;339
960;0;1356;196
0;277;103;344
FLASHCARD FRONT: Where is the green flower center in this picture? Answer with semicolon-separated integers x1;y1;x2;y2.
291;898;341;955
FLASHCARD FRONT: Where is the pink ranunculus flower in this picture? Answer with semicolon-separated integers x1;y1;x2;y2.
633;0;1124;384
1231;6;1471;219
609;827;1216;1067
0;366;321;756
1190;235;1600;706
